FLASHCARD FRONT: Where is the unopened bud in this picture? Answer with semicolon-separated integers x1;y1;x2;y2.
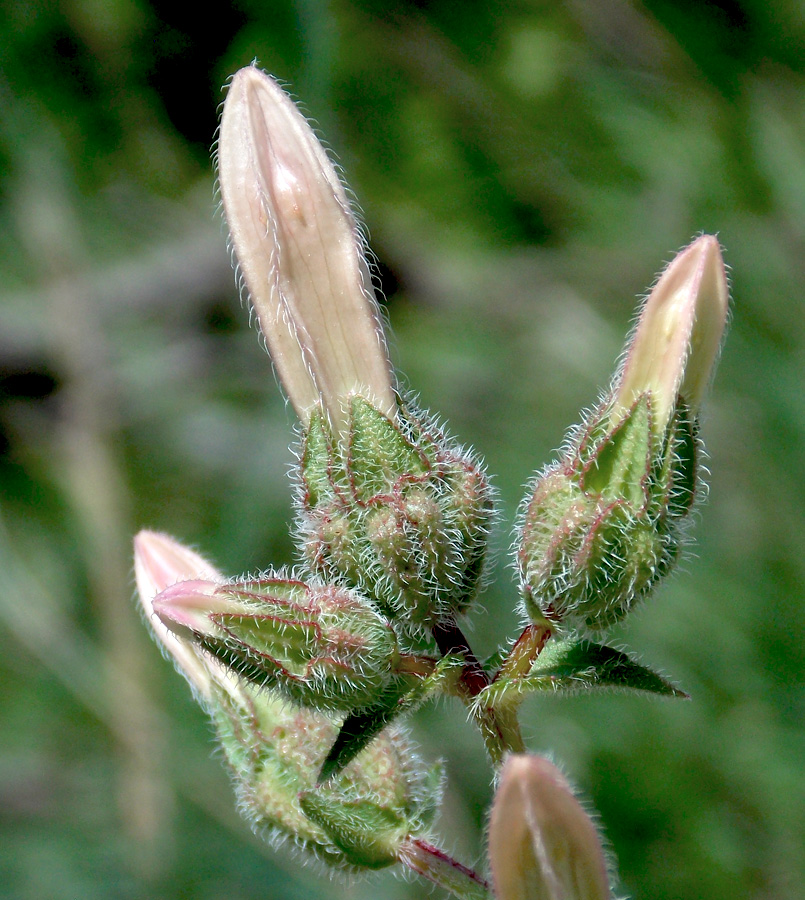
134;530;230;703
613;235;728;432
153;576;400;712
298;398;494;632
218;65;396;433
135;534;440;870
488;755;611;900
215;683;441;870
518;238;728;631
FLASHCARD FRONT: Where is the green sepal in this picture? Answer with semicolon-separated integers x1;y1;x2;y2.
661;403;699;518
319;655;462;783
199;632;308;689
302;410;334;507
299;792;408;869
348;397;427;501
479;639;687;708
214;611;320;669
300;750;444;871
189;579;399;713
581;394;652;507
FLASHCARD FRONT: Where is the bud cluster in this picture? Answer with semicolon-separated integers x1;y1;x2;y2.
297;397;494;632
130;61;729;899
135;531;440;872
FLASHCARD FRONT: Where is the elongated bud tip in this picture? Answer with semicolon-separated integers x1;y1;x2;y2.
152;578;223;637
218;65;396;433
134;531;220;600
488;755;612;900
133;531;224;700
614;235;728;431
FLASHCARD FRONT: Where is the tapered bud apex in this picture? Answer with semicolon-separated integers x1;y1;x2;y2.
518;239;727;631
298;398;494;632
218;65;396;432
613;235;728;433
134;530;228;702
153;576;400;712
488;755;611;900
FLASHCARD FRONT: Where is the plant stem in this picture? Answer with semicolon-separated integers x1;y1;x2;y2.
431;620;525;764
432;620;489;696
398;837;493;900
494;623;552;682
469;623;555;762
474;700;526;764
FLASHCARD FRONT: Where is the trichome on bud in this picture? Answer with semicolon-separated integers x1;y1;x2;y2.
153;575;403;712
297;397;495;632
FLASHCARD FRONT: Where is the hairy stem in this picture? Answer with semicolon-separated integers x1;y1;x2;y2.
398;837;493;900
431;620;525;764
495;623;553;682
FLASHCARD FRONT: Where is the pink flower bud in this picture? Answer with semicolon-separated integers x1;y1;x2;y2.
151;578;224;637
613;235;729;432
152;575;401;713
133;530;227;702
488;755;611;900
218;65;396;433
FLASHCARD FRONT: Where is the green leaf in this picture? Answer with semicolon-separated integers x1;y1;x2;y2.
318;655;462;783
480;639;688;708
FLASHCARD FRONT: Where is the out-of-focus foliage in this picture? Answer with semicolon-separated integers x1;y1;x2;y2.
1;1;803;898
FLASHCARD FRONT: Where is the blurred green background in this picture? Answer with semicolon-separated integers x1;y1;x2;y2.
1;1;804;898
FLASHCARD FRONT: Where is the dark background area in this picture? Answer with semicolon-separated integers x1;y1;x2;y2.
1;1;804;898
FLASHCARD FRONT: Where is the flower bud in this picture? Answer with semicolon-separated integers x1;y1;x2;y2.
613;234;728;433
517;238;728;631
213;680;441;870
152;575;400;712
297;398;494;632
135;532;440;871
218;65;396;433
134;530;230;703
488;755;611;900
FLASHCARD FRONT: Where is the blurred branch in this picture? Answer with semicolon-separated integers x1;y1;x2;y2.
0;215;230;361
10;150;177;879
